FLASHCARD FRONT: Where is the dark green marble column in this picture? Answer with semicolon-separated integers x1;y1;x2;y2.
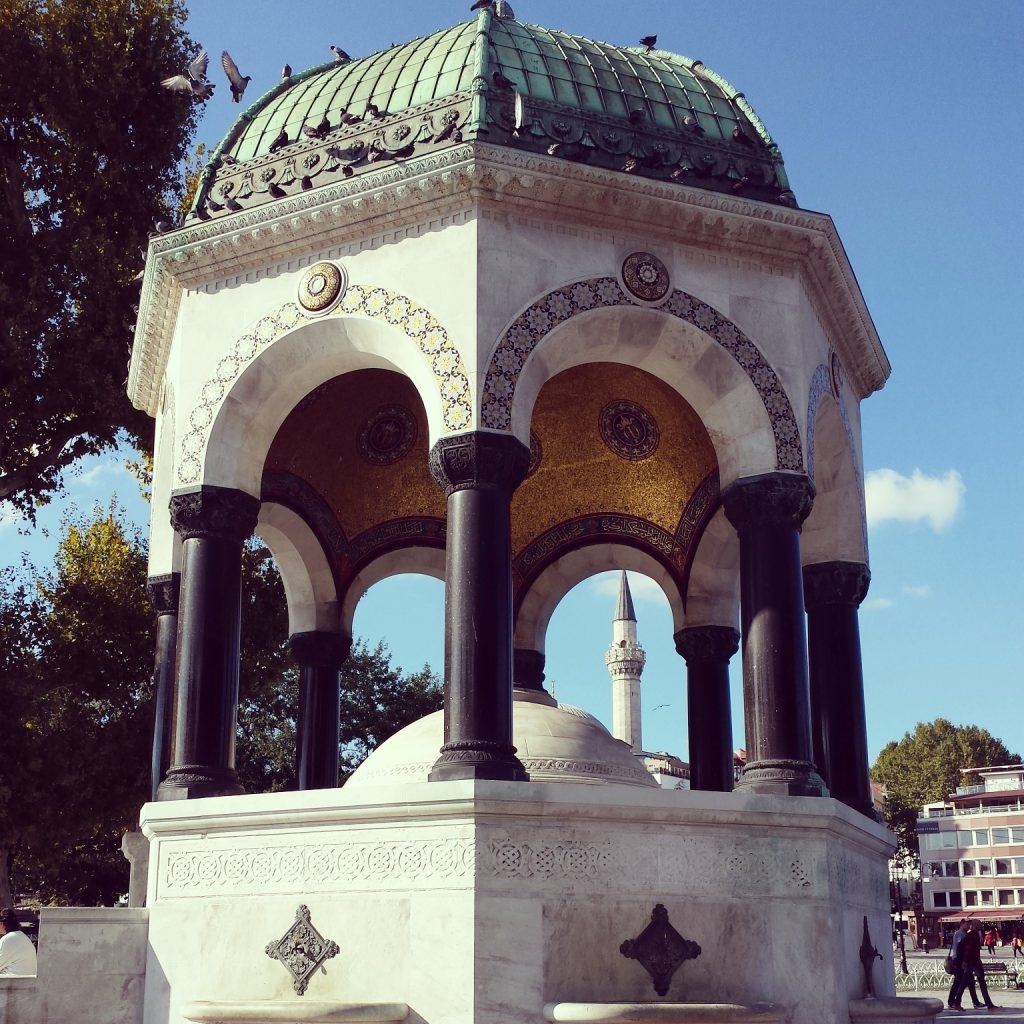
291;630;351;791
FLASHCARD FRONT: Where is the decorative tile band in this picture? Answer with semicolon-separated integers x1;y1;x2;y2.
176;287;471;486
480;277;803;472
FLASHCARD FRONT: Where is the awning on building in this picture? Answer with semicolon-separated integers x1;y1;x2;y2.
936;910;1024;924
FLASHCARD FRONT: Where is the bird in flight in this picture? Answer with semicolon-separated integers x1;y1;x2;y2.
651;704;671;712
161;49;214;102
640;35;657;52
221;52;251;103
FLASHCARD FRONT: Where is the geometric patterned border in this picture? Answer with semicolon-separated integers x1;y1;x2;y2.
481;276;803;472
176;287;471;486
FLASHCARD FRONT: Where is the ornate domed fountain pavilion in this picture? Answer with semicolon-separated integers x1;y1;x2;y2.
2;6;944;1024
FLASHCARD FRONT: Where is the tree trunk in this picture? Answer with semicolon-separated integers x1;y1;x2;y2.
0;845;15;909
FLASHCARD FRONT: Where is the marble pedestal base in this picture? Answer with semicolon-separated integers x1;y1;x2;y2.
135;781;898;1024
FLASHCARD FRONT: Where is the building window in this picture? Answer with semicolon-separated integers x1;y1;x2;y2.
949;892;962;907
934;892;948;908
974;829;989;845
1011;827;1024;843
978;860;992;876
963;862;975;876
966;892;978;907
980;890;993;905
996;859;1012;875
991;827;1009;845
1013;858;1024;873
946;861;960;877
998;890;1015;906
942;831;957;849
958;830;974;847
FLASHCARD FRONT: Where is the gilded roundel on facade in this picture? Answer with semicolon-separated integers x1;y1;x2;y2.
599;400;660;460
830;351;844;398
297;261;347;314
359;405;417;465
621;252;670;303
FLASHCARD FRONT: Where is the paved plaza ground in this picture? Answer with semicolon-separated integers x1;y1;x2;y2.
899;947;1024;1019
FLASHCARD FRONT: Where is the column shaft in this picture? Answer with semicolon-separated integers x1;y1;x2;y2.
158;486;259;800
675;625;738;792
804;561;874;817
291;631;350;791
723;473;825;796
429;433;529;782
147;573;180;803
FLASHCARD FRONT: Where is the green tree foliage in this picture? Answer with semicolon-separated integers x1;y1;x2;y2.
0;0;201;516
872;719;1021;864
1;514;443;904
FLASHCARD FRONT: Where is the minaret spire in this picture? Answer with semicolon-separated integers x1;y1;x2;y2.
605;571;646;752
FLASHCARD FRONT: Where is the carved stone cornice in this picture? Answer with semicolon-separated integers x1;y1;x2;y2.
288;630;352;669
169;486;261;543
428;431;530;498
722;472;815;532
802;561;871;609
147;573;180;615
129;142;888;419
673;625;740;665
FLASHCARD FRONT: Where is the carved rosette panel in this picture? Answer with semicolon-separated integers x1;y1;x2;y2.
620;904;701;997
481;277;803;472
428;431;530;497
176;290;471;487
169;486;261;543
359;405;417;465
721;472;814;532
265;905;340;996
599;399;660;460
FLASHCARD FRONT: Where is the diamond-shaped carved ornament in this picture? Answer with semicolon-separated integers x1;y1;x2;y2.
620;904;701;997
265;904;340;995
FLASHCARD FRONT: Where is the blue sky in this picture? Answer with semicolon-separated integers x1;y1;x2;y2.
3;1;1021;766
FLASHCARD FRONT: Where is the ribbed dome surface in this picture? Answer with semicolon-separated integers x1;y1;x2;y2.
225;16;776;165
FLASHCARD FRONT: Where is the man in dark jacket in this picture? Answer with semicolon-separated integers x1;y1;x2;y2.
951;920;999;1011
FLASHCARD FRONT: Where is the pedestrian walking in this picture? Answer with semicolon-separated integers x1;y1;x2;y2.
984;927;998;957
951;921;999;1012
1012;933;1023;959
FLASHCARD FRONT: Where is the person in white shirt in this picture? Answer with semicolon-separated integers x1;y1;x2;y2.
0;907;37;977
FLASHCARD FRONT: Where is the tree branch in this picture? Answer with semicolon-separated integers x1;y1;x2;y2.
0;421;93;505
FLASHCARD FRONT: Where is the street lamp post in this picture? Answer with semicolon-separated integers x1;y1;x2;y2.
894;868;909;975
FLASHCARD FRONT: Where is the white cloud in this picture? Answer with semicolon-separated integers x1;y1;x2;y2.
902;584;932;599
0;502;23;532
862;597;894;611
589;571;664;604
865;468;965;532
74;458;132;488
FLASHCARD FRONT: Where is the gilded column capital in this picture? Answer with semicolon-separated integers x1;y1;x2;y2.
803;561;871;608
674;625;740;665
147;572;181;615
513;648;546;690
169;485;261;543
289;631;352;669
721;472;814;532
428;431;530;497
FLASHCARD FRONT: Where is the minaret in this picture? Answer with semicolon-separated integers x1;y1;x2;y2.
604;571;645;752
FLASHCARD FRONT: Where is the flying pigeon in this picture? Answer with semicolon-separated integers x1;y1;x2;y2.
268;128;289;152
491;70;515;89
281;64;292;81
470;0;492;9
640;35;657;52
161;49;215;102
221;51;251;103
331;45;352;62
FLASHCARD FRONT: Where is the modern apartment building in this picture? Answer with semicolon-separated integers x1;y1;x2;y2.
917;764;1024;945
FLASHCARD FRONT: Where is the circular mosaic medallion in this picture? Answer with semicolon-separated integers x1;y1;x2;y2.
830;351;844;398
298;261;346;313
527;431;543;477
621;251;670;303
599;400;660;460
359;406;417;465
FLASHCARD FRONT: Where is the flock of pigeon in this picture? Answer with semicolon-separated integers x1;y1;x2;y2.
161;44;352;106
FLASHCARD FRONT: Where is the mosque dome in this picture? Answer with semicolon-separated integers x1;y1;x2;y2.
345;688;657;789
192;5;793;220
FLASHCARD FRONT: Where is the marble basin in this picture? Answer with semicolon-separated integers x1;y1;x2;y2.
180;1001;409;1023
542;1003;786;1023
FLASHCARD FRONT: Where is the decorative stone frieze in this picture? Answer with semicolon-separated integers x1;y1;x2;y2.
428;431;530;497
673;625;739;664
147;572;180;614
169;486;261;543
289;631;351;668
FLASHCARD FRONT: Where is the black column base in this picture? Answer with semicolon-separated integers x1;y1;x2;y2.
157;765;245;800
428;742;528;782
735;759;828;797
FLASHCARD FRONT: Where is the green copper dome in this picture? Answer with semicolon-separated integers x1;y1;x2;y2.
194;7;793;220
